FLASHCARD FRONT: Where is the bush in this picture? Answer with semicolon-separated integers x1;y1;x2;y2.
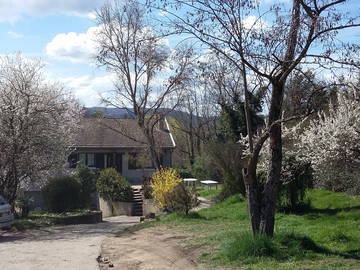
42;176;81;213
151;167;182;209
166;182;199;214
142;177;153;199
175;167;193;178
73;164;97;208
97;168;133;202
278;155;314;212
16;195;34;218
206;141;246;199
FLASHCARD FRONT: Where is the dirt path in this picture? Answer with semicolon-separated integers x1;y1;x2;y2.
0;216;139;270
99;198;215;270
99;227;208;270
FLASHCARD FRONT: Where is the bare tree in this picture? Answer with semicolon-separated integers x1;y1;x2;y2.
0;54;82;207
94;0;193;169
151;0;360;236
171;80;218;166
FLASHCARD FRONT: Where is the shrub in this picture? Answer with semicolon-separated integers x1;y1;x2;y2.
278;155;314;212
191;154;217;180
142;177;153;199
42;176;81;213
166;182;199;214
151;167;182;209
176;167;193;178
206;142;246;198
73;164;97;208
16;195;34;217
97;168;133;202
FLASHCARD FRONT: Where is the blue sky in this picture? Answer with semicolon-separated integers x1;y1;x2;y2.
0;0;108;106
0;0;359;107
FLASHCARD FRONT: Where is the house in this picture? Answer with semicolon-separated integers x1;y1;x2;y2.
68;117;176;185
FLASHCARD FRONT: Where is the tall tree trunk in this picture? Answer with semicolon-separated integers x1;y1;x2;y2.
245;172;261;234
259;81;285;236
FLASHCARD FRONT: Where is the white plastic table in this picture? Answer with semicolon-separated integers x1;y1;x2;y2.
183;178;198;187
200;180;219;189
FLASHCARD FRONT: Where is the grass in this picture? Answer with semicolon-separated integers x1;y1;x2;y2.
196;185;222;200
11;209;96;231
133;189;360;269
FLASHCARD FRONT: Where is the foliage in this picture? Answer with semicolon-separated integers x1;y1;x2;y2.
73;164;97;208
166;182;199;214
0;54;82;207
205;141;247;198
96;168;133;202
16;195;34;218
42;176;81;213
218;90;264;142
283;70;332;118
151;167;182;209
175;167;194;179
278;155;314;212
191;154;218;181
142;177;153;199
299;89;360;194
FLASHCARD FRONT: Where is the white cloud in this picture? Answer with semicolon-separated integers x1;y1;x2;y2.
59;73;116;107
0;0;105;22
7;31;25;39
242;15;268;31
46;26;100;64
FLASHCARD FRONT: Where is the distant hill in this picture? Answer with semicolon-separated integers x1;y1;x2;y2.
84;107;196;121
84;107;135;118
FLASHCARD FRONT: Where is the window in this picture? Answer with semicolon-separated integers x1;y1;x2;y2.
87;153;95;167
71;153;96;168
79;153;86;165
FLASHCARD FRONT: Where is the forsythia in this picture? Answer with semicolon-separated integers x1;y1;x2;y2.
151;168;182;209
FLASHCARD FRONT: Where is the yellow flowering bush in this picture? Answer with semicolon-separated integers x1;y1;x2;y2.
151;167;182;209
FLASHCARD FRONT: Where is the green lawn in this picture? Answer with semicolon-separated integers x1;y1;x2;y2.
197;185;222;200
131;189;360;270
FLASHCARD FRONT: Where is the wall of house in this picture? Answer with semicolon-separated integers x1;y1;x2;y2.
71;148;173;185
122;149;172;185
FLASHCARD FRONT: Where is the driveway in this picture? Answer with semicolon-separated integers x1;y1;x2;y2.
0;216;140;270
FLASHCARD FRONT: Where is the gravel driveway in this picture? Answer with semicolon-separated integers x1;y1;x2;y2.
0;216;140;270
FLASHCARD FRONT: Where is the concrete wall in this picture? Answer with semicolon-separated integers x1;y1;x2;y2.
99;197;133;217
143;199;161;216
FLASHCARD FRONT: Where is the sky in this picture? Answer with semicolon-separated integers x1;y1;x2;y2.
0;0;110;107
0;0;359;107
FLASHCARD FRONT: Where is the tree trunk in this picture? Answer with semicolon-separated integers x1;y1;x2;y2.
259;81;285;236
244;171;261;234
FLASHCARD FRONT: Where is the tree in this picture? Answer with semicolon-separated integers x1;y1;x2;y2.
0;54;82;207
153;0;360;236
299;87;360;194
95;0;193;169
283;70;333;118
171;84;217;166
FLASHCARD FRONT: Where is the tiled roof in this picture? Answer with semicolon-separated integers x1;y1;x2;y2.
75;118;175;149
